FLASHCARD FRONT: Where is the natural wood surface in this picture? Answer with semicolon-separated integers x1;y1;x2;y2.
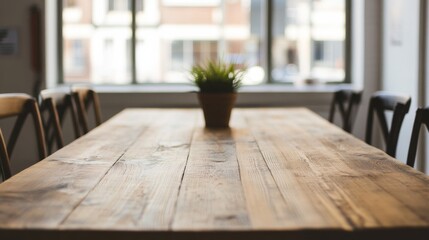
0;108;428;240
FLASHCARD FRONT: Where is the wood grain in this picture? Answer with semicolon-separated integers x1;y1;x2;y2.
62;110;198;230
244;109;429;229
0;94;29;118
0;109;155;229
0;108;428;240
172;126;250;230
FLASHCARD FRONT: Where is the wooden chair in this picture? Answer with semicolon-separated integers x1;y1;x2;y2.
71;86;102;134
0;94;47;179
39;89;81;154
407;107;429;167
365;91;411;158
0;128;11;181
328;89;362;133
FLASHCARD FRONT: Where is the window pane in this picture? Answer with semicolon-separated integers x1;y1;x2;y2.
272;0;345;83
63;0;132;84
136;0;264;84
62;0;347;85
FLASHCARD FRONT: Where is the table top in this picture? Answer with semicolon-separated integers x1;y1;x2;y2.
0;108;428;240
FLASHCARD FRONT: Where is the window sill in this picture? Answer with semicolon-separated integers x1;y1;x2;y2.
89;83;355;94
71;83;357;112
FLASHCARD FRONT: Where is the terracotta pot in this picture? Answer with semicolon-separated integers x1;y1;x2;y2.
197;93;237;128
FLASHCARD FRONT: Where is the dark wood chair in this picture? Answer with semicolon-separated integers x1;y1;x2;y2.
0;128;11;181
71;86;102;134
365;91;411;158
407;107;429;167
328;89;362;133
39;89;81;154
0;94;47;180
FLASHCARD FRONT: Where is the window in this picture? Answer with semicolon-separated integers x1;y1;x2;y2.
70;40;85;72
162;0;221;7
63;0;77;8
61;0;349;85
136;0;144;12
108;0;129;11
107;0;143;11
166;40;219;82
171;41;184;71
272;0;346;83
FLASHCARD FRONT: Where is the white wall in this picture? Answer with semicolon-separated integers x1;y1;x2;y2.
382;0;421;166
351;0;382;141
352;0;364;90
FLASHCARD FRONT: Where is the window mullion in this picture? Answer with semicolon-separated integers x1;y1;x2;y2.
266;0;273;83
131;0;137;84
345;0;352;83
58;0;64;84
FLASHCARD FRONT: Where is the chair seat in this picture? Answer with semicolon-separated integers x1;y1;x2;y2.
407;107;429;167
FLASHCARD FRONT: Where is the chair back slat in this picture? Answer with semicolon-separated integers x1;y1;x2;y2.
407;108;429;167
0;94;31;118
328;90;362;132
40;89;81;153
72;86;102;134
0;93;47;180
0;128;11;181
365;91;411;158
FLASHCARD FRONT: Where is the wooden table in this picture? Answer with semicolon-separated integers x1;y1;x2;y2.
0;108;428;240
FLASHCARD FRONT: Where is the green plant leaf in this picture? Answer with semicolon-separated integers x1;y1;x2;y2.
190;59;245;93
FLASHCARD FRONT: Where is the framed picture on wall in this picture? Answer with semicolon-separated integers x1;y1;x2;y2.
0;28;19;55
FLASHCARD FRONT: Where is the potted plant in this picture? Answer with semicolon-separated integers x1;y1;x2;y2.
191;60;244;128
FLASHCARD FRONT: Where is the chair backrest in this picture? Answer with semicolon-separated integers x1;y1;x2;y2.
71;86;102;134
0;94;47;178
328;89;362;133
39;89;81;153
0;128;11;181
407;107;429;167
365;91;411;158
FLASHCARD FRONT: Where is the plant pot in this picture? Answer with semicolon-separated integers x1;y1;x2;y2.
197;93;237;128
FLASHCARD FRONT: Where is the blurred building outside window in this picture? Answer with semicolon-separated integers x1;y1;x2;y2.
62;0;346;85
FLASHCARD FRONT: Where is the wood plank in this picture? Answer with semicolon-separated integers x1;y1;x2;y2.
61;110;198;230
327;175;427;227
235;130;294;229
292;111;429;227
242;109;354;229
372;172;429;222
171;125;251;230
243;108;429;230
1;108;429;240
315;130;429;226
0;109;156;229
230;112;346;230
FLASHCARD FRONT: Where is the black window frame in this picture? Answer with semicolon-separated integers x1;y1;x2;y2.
58;0;351;85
